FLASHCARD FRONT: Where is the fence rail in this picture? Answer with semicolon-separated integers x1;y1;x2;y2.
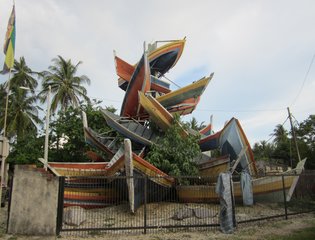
56;172;315;236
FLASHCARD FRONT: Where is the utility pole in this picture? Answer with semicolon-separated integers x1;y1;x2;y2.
287;107;301;164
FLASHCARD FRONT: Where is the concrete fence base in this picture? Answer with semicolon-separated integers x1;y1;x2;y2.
8;165;59;235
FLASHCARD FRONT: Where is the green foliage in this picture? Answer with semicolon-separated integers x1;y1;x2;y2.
185;117;206;131
7;134;44;165
253;114;315;169
296;115;315;169
252;140;275;161
38;55;91;113
146;116;201;177
49;102;116;162
0;57;42;140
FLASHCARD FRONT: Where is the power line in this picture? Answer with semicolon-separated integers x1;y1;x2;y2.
291;53;315;106
195;108;287;113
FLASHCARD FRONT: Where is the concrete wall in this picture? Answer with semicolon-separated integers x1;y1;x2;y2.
8;165;59;235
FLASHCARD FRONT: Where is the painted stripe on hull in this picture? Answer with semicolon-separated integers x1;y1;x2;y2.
156;74;213;107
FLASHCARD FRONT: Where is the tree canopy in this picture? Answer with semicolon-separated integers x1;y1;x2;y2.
39;55;91;113
146;116;201;177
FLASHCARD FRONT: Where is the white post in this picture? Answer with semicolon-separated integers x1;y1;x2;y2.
43;85;51;171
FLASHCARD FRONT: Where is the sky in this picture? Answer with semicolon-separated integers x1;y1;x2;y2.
0;0;314;146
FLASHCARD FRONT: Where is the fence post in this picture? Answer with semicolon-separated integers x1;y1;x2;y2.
56;176;65;235
282;175;288;220
143;175;147;234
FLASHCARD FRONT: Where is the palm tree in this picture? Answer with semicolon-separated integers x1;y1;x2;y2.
10;57;40;94
0;57;42;139
187;117;206;131
39;56;91;113
272;124;288;144
5;88;42;141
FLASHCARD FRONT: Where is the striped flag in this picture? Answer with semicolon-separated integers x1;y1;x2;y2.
2;5;16;74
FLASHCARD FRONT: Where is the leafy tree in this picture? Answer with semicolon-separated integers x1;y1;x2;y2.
49;102;116;162
252;140;274;161
146;116;201;177
296;115;315;169
253;115;315;169
39;55;91;113
7;135;45;165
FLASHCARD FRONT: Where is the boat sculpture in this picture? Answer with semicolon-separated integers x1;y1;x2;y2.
115;39;186;93
43;38;305;213
176;159;306;203
138;92;255;175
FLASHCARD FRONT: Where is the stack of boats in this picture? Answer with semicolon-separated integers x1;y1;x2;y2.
48;38;305;211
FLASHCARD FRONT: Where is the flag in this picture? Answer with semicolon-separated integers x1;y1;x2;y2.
2;5;16;74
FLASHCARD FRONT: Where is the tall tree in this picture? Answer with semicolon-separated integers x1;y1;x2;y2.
0;57;42;139
10;57;40;93
272;124;288;144
296;115;315;169
6;88;42;141
186;117;206;131
39;55;91;113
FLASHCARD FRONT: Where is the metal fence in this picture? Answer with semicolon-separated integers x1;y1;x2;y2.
56;172;315;236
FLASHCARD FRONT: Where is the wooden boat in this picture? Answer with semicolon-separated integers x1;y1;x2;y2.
82;111;120;158
115;55;171;94
219;118;257;176
148;39;186;77
115;39;185;92
101;109;158;146
138;92;254;176
138;92;221;151
165;97;200;116
48;162;108;176
156;74;213;108
177;159;306;203
198;118;257;176
123;139;174;213
197;154;230;180
47;162;119;208
48;147;174;211
198;131;221;152
199;123;213;136
83;127;120;158
120;51;151;117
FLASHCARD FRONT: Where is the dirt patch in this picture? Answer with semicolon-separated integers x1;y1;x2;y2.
1;201;314;240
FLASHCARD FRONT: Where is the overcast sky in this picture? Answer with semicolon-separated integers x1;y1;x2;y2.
0;0;314;145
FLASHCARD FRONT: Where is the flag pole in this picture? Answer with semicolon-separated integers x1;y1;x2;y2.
1;3;15;207
0;70;11;207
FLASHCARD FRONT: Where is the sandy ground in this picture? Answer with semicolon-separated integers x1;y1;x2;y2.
1;203;314;240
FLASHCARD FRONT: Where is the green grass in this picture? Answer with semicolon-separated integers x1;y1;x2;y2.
266;224;315;240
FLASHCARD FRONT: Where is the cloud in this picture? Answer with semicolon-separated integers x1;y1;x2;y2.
0;0;314;144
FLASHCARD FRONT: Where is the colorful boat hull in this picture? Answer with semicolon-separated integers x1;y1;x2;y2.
177;159;306;203
120;52;151;117
101;109;157;146
156;74;213;108
115;55;171;94
115;39;185;93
